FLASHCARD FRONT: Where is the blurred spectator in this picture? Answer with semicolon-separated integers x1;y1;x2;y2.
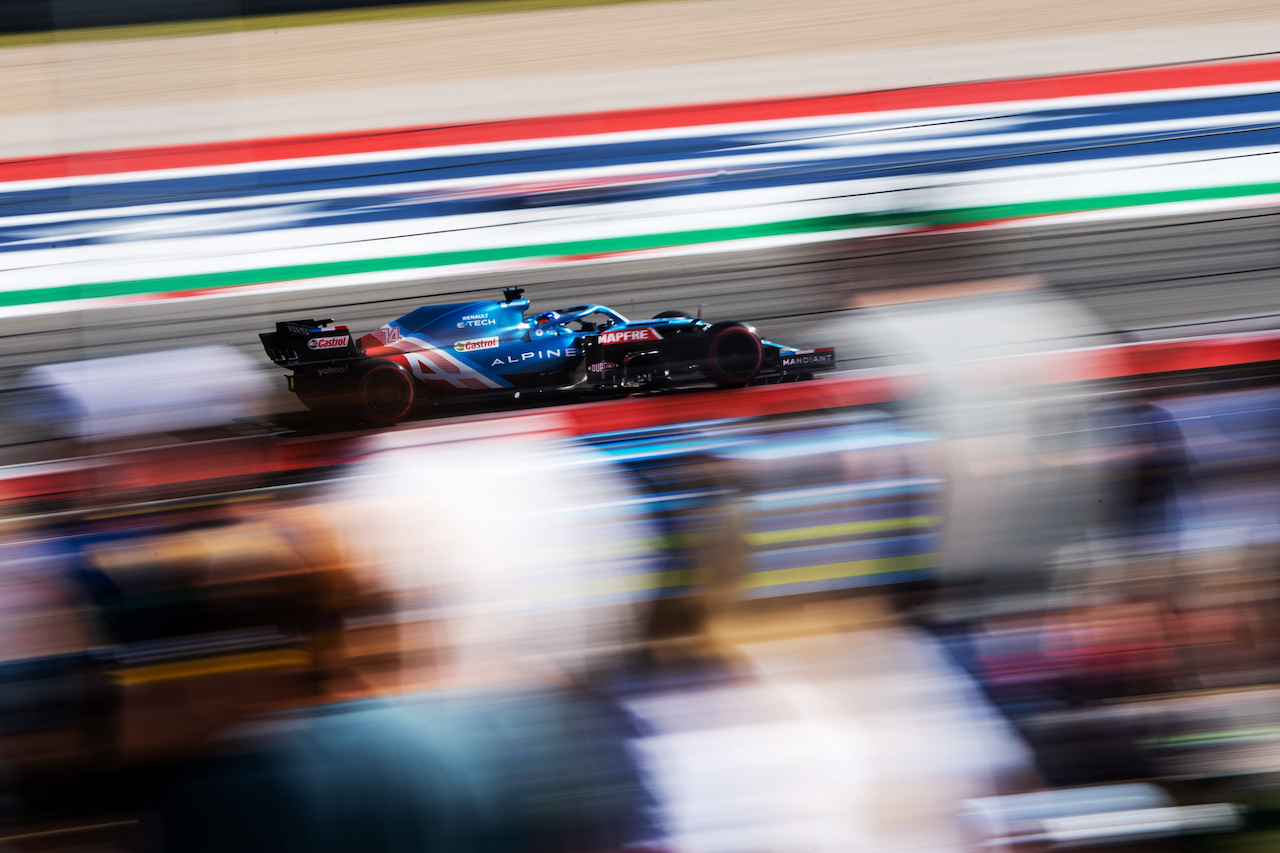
0;523;108;826
609;458;1034;853
1093;394;1194;555
147;438;663;853
153;685;657;853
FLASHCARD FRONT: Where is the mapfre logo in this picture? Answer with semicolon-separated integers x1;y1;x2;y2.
600;328;662;345
453;336;499;353
307;335;350;350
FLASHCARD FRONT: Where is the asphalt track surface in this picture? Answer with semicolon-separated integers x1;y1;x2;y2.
0;203;1277;394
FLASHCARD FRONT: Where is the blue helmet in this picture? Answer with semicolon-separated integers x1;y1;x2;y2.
534;311;560;325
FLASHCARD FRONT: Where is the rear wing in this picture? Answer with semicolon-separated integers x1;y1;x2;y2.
259;319;360;367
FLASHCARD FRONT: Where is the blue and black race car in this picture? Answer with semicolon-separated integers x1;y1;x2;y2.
260;287;835;423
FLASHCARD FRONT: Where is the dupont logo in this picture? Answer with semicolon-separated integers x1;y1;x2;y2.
453;336;500;353
600;328;662;345
307;335;350;350
588;362;619;373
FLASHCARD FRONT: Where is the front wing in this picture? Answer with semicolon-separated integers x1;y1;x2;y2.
778;348;837;373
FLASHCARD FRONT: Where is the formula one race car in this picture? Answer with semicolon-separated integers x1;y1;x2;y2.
260;287;835;423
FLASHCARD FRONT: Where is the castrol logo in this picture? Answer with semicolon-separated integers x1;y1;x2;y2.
600;328;662;345
453;336;500;353
307;335;350;350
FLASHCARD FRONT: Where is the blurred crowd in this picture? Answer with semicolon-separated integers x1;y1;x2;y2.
0;376;1278;852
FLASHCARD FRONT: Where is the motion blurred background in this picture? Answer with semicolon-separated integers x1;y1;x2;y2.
1;0;1280;850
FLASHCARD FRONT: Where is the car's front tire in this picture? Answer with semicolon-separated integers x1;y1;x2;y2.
705;322;763;387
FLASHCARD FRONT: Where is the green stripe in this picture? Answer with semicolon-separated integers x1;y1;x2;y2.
923;179;1280;225
0;214;873;308
14;178;1280;309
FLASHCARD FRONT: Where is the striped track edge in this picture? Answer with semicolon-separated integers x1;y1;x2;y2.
4;57;1280;183
1;329;1277;506
5;187;1279;319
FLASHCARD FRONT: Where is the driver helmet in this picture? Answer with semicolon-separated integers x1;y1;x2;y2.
534;311;560;325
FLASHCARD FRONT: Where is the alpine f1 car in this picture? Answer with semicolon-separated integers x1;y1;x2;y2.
260;287;836;423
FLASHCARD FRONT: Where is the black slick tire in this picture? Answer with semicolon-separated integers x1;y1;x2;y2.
296;388;340;413
705;322;763;387
355;361;416;424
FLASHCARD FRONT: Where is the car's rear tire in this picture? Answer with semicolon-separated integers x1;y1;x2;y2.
296;388;341;413
291;372;350;413
355;361;416;424
705;322;763;387
653;310;693;319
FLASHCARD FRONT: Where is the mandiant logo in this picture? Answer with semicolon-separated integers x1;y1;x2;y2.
781;349;835;367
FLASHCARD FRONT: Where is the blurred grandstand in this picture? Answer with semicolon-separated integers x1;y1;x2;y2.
0;312;1279;849
0;0;440;33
